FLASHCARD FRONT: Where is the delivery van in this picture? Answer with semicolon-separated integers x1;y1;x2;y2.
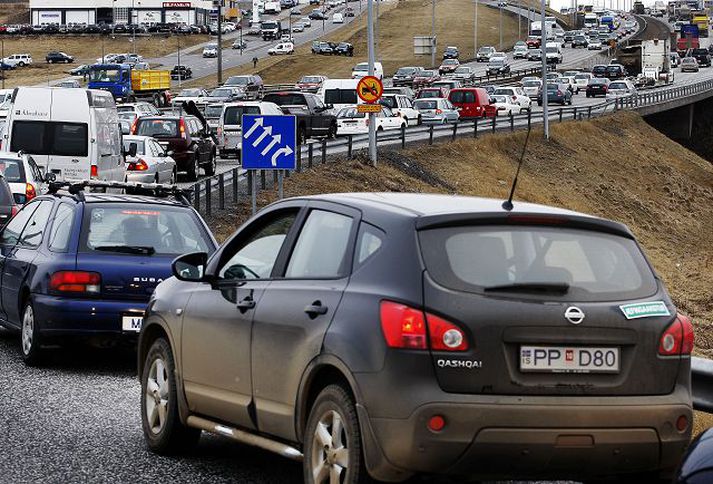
2;87;124;182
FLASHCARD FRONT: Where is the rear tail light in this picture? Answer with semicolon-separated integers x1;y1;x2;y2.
365;118;370;127
557;90;563;96
435;108;443;114
130;118;138;134
380;301;469;352
90;164;98;179
128;159;149;171
25;183;36;201
179;118;187;139
49;271;101;294
659;313;695;356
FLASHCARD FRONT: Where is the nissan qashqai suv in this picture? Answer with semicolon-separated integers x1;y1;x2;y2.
138;193;693;483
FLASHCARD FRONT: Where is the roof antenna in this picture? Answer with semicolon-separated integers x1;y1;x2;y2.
502;127;531;212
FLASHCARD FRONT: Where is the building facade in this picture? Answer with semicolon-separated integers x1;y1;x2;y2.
29;0;215;26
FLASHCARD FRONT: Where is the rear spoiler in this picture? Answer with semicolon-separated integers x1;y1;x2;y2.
415;212;635;239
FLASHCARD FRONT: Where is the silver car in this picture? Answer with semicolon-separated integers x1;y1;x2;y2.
413;97;460;124
122;135;177;184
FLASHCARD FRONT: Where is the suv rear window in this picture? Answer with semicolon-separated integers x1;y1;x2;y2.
136;119;179;138
223;106;261;125
0;157;26;183
81;204;213;256
419;225;657;302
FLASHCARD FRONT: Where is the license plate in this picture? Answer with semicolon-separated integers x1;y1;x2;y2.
122;315;143;332
520;346;620;374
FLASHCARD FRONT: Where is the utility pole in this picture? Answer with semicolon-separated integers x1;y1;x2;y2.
540;0;548;140
217;0;223;85
474;0;478;57
375;0;379;59
431;0;436;67
367;0;377;165
177;34;181;88
518;0;521;38
499;3;503;50
1;40;4;89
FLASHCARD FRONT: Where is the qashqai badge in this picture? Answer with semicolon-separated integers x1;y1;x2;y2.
565;306;585;325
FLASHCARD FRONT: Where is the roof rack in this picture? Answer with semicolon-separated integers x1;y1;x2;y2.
47;180;192;206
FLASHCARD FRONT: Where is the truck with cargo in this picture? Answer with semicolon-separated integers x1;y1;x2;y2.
87;64;172;107
260;20;282;40
617;38;673;87
692;12;709;37
678;24;700;53
632;1;645;14
584;12;598;28
264;1;281;14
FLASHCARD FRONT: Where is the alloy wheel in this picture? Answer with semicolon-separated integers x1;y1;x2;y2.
145;357;170;435
310;410;349;484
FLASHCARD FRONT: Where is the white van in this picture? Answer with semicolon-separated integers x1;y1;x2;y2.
218;101;283;157
351;61;384;80
0;89;13;119
2;87;124;182
318;78;362;111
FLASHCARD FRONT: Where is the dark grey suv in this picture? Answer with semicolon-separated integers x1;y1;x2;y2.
138;193;693;483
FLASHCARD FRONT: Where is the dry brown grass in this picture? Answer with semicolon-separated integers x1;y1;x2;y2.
0;34;209;88
0;2;29;24
185;0;523;88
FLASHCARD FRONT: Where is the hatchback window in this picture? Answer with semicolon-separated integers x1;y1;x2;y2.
0;157;26;183
285;210;353;278
324;89;358;105
419;225;657;301
219;211;297;280
223;106;262;125
415;100;438;110
264;93;307;106
19;200;53;248
136;119;179;138
0;201;38;245
82;204;213;256
48;203;75;252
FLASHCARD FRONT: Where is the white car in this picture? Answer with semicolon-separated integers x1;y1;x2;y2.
171;88;209;106
293;22;305;32
0;152;47;205
202;44;218;58
332;13;344;23
116;102;161;119
351;61;384;80
513;45;529;59
268;42;295;55
492;86;531;112
122;136;177;184
588;39;603;50
2;53;32;67
573;72;593;91
606;79;636;99
379;94;421;125
336;106;406;136
280;34;294;43
301;17;312;27
521;79;542;99
490;94;520;116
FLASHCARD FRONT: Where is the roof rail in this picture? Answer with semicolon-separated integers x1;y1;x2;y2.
47;180;192;206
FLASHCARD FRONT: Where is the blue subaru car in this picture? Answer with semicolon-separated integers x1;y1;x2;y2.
0;182;217;365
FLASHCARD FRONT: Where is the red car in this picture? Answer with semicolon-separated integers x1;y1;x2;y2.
294;75;327;93
412;69;440;89
448;87;497;119
526;36;541;48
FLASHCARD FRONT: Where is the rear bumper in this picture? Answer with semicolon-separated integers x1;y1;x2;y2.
33;293;146;337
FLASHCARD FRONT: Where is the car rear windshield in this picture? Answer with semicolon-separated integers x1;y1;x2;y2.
589;78;607;85
81;204;213;256
0;157;26;183
136;119;179;138
223;106;261;125
10;121;88;157
414;100;438;110
609;82;627;89
449;91;476;103
204;105;223;118
523;80;541;87
592;65;607;74
396;67;416;75
264;93;307;105
324;89;357;105
122;139;145;155
225;76;250;86
419;225;657;302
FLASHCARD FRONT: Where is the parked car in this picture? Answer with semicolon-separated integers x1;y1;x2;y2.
336;105;406;135
1;53;32;67
133;113;217;181
443;45;460;59
379;94;421;125
606;79;636;99
393;66;423;87
2;183;217;365
413;97;460;124
681;56;700;72
334;42;354;56
312;41;334;55
295;75;328;92
476;46;495;62
122;136;177;184
448;87;496;118
45;51;74;64
438;58;460;75
0;152;47;205
223;75;265;100
538;82;572;105
171;65;193;80
586;77;610;97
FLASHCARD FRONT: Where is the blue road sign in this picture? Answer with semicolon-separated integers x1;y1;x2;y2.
241;115;297;170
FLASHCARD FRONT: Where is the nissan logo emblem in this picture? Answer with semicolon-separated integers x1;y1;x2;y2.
565;306;585;325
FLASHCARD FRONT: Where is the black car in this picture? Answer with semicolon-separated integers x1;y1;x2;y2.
586;77;610;97
443;46;460;59
312;41;333;55
572;35;588;48
309;9;327;20
46;51;74;64
690;48;712;67
171;65;193;80
605;64;627;80
393;66;423;87
334;42;354;56
138;192;693;483
0;175;17;228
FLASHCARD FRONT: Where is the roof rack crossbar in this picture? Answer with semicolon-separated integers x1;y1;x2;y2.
47;180;191;205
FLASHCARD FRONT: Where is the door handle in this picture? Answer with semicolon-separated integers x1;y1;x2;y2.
237;297;256;313
304;301;328;318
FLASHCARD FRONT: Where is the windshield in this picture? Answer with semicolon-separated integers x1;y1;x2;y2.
337;107;365;118
379;96;397;109
81;204;213;256
178;89;202;97
122;139;145;155
353;64;368;72
414;100;438;110
454;67;470;74
609;82;627;89
225;76;250;86
589;78;607;84
89;68;121;82
592;65;607;74
324;88;357;105
419;225;657;302
489;60;505;65
223;106;261;125
546;47;558;53
493;88;513;95
210;88;233;97
575;74;590;80
396;67;416;75
491;95;508;103
0;157;25;183
136;119;179;138
478;47;492;53
264;93;307;105
301;76;322;83
418;70;436;77
523;80;540;87
443;59;458;65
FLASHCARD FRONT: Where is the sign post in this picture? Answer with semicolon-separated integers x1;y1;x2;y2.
357;75;383;166
241;115;297;214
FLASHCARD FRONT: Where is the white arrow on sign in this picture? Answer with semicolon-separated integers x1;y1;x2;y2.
252;125;273;148
260;134;282;156
243;117;264;139
271;146;293;167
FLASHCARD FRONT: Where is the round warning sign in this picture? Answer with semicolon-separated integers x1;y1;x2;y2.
357;76;384;104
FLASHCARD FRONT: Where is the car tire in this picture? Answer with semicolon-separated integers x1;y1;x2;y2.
298;126;307;144
21;300;43;366
328;123;337;139
187;154;199;181
18;61;25;67
417;115;422;126
303;384;370;484
141;337;201;455
204;151;216;177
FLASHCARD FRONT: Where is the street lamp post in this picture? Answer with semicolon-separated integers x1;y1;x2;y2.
540;0;548;140
499;3;503;50
431;0;435;67
474;0;478;58
1;40;4;89
177;34;181;88
367;0;376;164
217;1;223;85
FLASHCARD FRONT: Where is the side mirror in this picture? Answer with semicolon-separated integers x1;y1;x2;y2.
167;150;174;156
172;252;209;282
128;142;138;157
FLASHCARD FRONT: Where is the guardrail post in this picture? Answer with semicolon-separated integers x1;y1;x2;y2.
558;109;563;122
232;167;238;203
321;140;327;164
473;119;478;138
308;144;313;168
193;183;200;212
296;146;302;173
218;173;225;210
347;135;353;158
205;178;212;217
401;125;406;148
509;113;514;131
273;170;278;186
247;170;253;196
452;122;458;141
492;116;496;133
260;170;266;189
527;110;531;130
573;107;578;121
429;125;434;145
588;106;592;119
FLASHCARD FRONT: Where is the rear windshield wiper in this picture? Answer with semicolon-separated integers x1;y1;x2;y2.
94;245;156;255
484;282;570;294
